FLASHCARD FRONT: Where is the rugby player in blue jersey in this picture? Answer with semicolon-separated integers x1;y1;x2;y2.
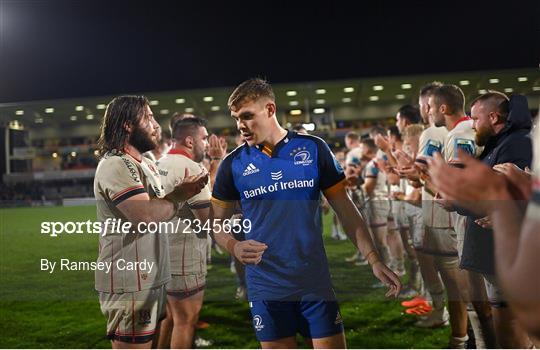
210;78;401;348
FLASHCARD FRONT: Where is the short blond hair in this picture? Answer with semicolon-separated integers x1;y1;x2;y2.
228;78;275;111
402;124;424;139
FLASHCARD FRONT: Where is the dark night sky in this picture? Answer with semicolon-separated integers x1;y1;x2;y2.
0;0;539;103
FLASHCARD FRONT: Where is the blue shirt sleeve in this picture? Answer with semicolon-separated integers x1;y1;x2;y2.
212;153;241;201
315;138;345;190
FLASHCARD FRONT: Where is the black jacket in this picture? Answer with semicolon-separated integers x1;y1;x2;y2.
459;95;533;275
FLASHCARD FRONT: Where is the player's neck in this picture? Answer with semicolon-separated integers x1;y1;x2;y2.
445;114;466;131
169;145;194;159
262;127;288;148
124;144;142;162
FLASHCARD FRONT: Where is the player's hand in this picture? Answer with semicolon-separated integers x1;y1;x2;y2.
392;149;414;169
493;163;532;201
233;239;268;265
168;169;209;202
374;134;391;153
434;194;456;212
371;261;402;298
428;150;510;214
207;134;228;159
475;216;492;229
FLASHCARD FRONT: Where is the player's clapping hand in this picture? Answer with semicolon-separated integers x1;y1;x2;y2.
374;134;391;153
168;169;209;202
371;262;402;298
208;134;228;160
493;163;532;201
234;240;268;265
428;150;510;215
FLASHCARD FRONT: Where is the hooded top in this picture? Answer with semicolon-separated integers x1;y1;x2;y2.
459;95;533;275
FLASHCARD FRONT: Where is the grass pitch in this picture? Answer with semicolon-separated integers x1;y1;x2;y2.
0;205;449;348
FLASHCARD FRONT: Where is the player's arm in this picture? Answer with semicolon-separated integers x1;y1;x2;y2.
210;199;267;265
362;177;376;196
207;134;228;187
490;195;540;336
116;174;208;224
324;183;402;297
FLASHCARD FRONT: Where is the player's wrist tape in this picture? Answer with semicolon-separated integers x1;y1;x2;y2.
366;250;380;265
226;239;238;254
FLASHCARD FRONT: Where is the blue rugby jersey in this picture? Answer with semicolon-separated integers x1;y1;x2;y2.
212;131;345;301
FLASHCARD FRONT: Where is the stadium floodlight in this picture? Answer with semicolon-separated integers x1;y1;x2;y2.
86;114;94;120
313;108;325;114
396;94;405;100
15;110;24;115
504;88;513;93
45;108;54;113
373;85;384;91
70;115;77;121
211;106;220;111
401;83;412;90
203;96;214;102
175;98;185;104
71;151;77;157
369;96;379;101
488;78;499;84
533;86;540;91
289;100;299;106
185;107;194;113
160;109;170;114
96;104;106;110
517;77;528;82
149;100;159;106
315;89;326;94
302;123;316;131
459;80;470;86
343;87;354;93
286;90;297;96
316;99;325;104
290;109;302;115
35;118;43;123
342;97;352;103
75;105;84;111
478;89;488;94
52;152;58;158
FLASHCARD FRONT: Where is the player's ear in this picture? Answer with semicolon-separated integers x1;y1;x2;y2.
440;104;447;115
266;101;276;118
123;122;132;133
185;135;194;147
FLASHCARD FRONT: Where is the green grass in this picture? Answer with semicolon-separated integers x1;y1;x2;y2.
0;206;449;348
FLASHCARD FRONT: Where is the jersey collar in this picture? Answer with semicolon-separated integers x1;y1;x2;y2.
168;148;193;160
453;115;471;129
255;130;292;158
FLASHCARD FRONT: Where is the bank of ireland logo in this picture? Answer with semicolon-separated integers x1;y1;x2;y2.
291;147;313;166
253;315;265;331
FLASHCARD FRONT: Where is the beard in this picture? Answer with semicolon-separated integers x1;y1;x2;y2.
129;125;158;154
193;147;205;163
474;127;493;147
433;115;445;127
